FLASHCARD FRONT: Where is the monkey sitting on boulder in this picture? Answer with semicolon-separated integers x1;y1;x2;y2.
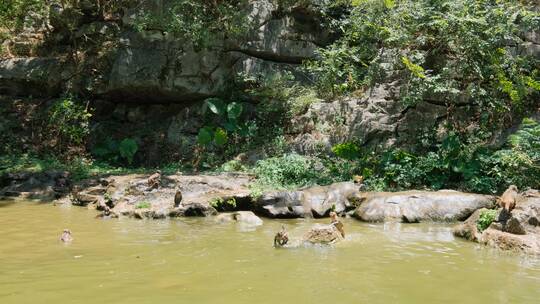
274;225;289;247
174;187;183;207
497;185;519;228
147;170;162;190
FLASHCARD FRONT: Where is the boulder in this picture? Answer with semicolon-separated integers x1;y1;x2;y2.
255;182;362;218
171;202;218;217
215;211;263;226
302;224;343;244
353;190;495;223
454;194;540;255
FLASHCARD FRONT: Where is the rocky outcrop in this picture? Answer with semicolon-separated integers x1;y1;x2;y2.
454;191;540;255
254;182;362;218
71;173;252;219
288;81;478;152
302;224;343;244
0;0;332;103
353;190;496;223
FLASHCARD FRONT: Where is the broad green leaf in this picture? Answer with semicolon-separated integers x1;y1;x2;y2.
197;127;213;145
205;98;225;116
227;102;243;120
119;138;138;164
214;128;228;146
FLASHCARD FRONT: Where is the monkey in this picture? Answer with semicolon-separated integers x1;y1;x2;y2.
174;188;183;207
274;225;289;247
353;175;364;184
497;185;519;228
60;229;73;243
329;211;345;238
147;170;162;190
499;185;519;212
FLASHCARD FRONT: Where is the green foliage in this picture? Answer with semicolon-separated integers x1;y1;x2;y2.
252;153;322;190
307;0;540;125
209;197;237;210
197;127;214;146
135;201;151;209
197;98;248;149
47;96;92;153
332;142;361;160
92;137;139;166
119;138;138;165
340;118;540;193
0;0;45;30
0;153;143;181
490;118;540;189
476;209;498;232
133;0;248;49
219;160;247;172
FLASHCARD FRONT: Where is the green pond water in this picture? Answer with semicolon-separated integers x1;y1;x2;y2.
0;200;539;304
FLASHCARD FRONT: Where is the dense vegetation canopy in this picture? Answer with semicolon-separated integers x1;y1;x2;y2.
0;0;539;194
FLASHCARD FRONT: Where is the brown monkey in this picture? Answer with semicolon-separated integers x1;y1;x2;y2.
353;175;364;184
60;229;73;243
147;170;161;189
330;211;345;238
499;185;519;212
174;188;183;207
274;225;289;247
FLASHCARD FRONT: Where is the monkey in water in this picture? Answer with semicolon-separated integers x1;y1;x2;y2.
174;188;183;207
274;225;289;247
60;229;73;243
147;170;162;190
497;185;519;225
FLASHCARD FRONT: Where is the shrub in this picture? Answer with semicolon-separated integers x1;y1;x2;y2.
210;197;237;210
476;209;498;232
118;138;138;165
490;118;540;190
92;137;139;166
47;96;92;153
252;153;323;190
332;142;361;160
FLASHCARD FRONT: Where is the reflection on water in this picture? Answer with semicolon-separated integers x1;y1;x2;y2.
0;201;539;304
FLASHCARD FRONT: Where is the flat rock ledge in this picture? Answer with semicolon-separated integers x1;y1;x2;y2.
453;190;540;255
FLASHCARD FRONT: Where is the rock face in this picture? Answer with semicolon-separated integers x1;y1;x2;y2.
302;224;344;244
254;182;362;218
1;0;331;103
454;192;540;255
353;190;496;223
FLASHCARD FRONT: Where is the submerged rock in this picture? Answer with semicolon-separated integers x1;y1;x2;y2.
454;194;540;255
215;211;263;226
302;224;344;245
353;190;495;223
